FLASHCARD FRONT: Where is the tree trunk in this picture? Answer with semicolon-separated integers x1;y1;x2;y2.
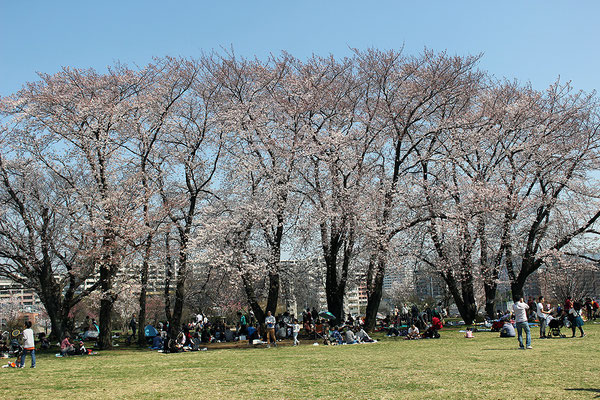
164;232;173;323
442;271;478;325
168;250;188;350
456;299;478;325
37;283;64;341
326;290;344;325
137;257;150;346
484;282;497;319
510;277;528;301
364;257;385;332
325;250;343;323
265;270;280;315
97;264;115;350
240;271;265;324
45;302;65;342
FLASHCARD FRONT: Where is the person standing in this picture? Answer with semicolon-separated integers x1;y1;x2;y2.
527;297;536;320
19;321;36;368
130;314;137;336
536;296;550;338
83;315;91;332
564;296;573;312
513;297;532;349
265;311;276;348
569;302;586;338
401;304;409;324
584;298;593;321
290;319;301;346
238;311;247;336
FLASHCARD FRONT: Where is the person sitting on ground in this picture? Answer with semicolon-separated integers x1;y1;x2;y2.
314;319;324;339
344;327;357;344
201;326;211;343
346;313;355;326
74;340;87;355
151;334;163;350
38;332;50;350
276;323;287;340
464;328;474;338
421;317;442;339
387;326;400;336
330;326;344;345
0;339;10;358
191;332;201;351
174;331;187;351
60;334;75;356
183;325;192;347
406;324;420;340
499;321;516;338
247;324;258;345
224;326;234;342
355;327;374;343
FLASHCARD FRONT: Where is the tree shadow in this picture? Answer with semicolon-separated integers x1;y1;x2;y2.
565;388;600;398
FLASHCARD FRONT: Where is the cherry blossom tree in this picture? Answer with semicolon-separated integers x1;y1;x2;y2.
354;49;483;329
121;57;196;345
296;55;376;322
157;57;222;343
2;65;147;348
415;79;600;322
209;53;308;322
0;132;99;340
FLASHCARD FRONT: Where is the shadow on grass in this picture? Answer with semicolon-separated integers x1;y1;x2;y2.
565;388;600;398
480;348;528;351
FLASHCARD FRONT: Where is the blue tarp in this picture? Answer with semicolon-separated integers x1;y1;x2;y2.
145;325;159;337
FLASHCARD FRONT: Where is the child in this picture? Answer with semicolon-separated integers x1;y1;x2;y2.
290;319;301;346
75;341;87;355
465;328;474;338
406;324;420;340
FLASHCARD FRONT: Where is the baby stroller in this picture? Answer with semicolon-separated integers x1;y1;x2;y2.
547;315;566;338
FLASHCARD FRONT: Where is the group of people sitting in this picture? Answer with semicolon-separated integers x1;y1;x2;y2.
152;318;237;352
57;333;92;357
388;303;447;328
157;308;382;351
403;317;444;340
324;325;375;345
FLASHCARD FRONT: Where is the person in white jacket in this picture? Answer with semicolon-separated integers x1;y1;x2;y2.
513;297;532;349
19;321;35;368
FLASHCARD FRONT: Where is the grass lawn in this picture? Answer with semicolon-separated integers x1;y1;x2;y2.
2;323;599;400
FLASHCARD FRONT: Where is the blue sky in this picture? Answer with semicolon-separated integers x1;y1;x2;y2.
1;1;599;96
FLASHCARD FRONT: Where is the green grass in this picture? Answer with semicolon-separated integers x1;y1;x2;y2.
2;324;599;400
